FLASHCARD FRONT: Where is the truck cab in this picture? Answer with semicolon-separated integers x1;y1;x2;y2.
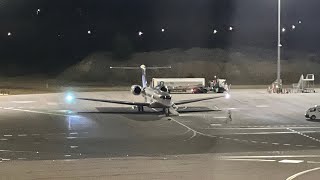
305;105;320;120
209;78;229;93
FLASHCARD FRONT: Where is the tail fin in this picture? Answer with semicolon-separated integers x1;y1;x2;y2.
140;65;147;88
110;64;171;88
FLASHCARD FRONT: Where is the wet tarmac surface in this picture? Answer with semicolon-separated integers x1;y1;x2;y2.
0;90;319;163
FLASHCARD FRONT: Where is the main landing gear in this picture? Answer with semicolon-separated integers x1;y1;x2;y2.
137;106;144;112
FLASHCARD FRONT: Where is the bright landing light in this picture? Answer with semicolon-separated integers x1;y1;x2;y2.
225;93;231;99
65;93;75;104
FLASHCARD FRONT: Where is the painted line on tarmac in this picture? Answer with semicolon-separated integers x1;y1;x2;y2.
222;158;276;162
307;161;320;164
213;117;227;119
11;101;35;104
208;131;319;135
210;124;222;126
164;114;221;140
308;145;317;148
221;158;310;164
18;134;27;137
3;107;80;118
0;132;88;139
219;155;320;159
287;128;320;143
161;111;310;148
170;117;309;148
256;105;269;108
47;102;58;105
214;106;221;110
66;137;78;139
151;108;199;140
179;114;208;117
211;125;320;128
225;107;238;110
279;159;304;164
205;126;320;130
286;167;320;180
169;117;281;147
169;118;198;140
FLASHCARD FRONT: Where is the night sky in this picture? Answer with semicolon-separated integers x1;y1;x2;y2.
0;0;320;75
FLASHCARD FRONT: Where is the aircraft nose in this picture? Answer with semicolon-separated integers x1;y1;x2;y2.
165;100;172;107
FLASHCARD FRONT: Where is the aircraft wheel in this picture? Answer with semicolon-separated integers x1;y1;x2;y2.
165;108;170;117
311;115;316;120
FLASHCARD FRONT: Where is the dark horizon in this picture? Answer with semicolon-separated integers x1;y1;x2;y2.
0;0;320;75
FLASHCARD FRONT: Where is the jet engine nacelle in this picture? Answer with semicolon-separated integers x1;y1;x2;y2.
131;85;142;95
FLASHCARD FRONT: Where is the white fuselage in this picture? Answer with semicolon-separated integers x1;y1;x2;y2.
142;87;172;108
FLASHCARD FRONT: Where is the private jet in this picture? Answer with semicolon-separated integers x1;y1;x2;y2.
77;65;229;116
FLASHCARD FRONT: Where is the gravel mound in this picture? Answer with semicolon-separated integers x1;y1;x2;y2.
58;47;320;85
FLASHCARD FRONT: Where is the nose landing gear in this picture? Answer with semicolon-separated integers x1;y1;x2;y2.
133;106;144;112
163;108;170;117
138;106;144;112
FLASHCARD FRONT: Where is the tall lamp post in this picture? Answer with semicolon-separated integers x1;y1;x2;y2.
277;0;282;89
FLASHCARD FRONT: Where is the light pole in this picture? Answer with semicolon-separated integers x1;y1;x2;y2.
277;0;281;88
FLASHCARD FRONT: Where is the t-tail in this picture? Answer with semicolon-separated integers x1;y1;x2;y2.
110;64;171;88
140;65;147;88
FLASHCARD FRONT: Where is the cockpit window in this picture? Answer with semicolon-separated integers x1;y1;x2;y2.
160;96;171;100
310;108;316;112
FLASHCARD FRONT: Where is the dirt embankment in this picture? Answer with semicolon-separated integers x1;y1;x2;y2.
57;47;320;85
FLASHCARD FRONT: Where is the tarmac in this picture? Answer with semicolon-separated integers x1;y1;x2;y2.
0;89;320;179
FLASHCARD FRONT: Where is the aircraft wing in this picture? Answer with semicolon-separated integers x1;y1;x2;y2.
77;98;150;106
174;95;225;106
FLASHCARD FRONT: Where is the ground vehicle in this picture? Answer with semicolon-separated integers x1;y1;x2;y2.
305;105;320;120
208;78;229;93
191;87;208;94
152;78;205;92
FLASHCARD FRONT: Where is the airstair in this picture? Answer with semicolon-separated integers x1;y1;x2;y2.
292;74;315;93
